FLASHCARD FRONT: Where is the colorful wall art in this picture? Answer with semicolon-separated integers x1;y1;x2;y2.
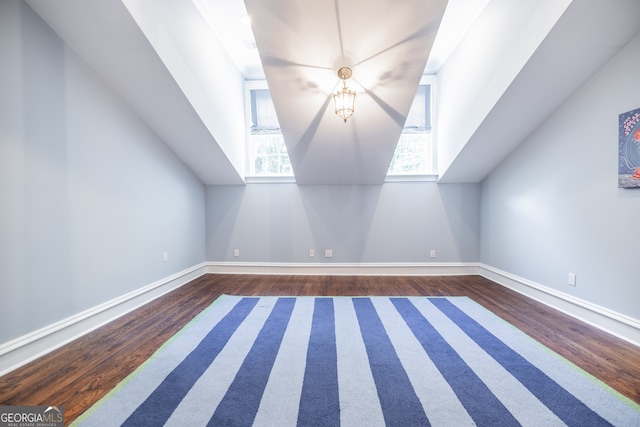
619;107;640;188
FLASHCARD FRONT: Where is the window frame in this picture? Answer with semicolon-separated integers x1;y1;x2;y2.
385;74;438;182
244;80;295;182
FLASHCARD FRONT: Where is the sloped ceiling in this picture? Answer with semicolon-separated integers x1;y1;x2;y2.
245;0;447;184
437;0;640;183
25;0;246;185
23;0;640;185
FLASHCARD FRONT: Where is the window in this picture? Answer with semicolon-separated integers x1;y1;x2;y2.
387;76;436;177
246;84;293;178
245;78;435;180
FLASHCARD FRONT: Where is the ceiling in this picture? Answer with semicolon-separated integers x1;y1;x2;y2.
245;0;447;184
24;0;640;185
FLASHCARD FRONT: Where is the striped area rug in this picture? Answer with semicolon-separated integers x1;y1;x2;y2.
73;295;640;426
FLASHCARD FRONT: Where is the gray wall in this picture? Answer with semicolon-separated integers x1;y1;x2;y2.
0;1;206;344
206;182;480;263
480;32;640;320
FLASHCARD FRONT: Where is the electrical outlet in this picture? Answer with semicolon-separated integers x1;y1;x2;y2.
324;249;333;258
309;249;315;257
163;252;168;262
430;249;436;258
234;249;240;257
568;273;576;286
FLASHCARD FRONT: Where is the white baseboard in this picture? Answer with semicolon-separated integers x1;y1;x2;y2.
478;264;640;348
207;262;640;346
205;261;481;276
3;261;637;378
0;263;207;377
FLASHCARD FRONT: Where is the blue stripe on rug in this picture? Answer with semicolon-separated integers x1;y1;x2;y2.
208;297;296;426
353;297;431;426
297;298;340;426
391;297;521;426
121;297;259;426
431;298;613;427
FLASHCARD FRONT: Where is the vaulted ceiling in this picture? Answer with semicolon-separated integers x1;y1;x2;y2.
25;0;640;185
244;0;447;184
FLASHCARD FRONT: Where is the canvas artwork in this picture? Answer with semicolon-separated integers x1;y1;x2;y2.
619;107;640;188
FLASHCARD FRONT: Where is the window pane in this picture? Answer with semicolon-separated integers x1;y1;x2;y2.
388;82;435;176
388;133;433;175
248;87;294;177
250;134;292;176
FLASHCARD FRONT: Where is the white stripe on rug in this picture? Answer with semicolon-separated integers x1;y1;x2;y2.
334;297;385;426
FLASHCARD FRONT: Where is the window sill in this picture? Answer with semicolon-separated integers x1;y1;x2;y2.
244;174;439;184
245;176;297;184
384;174;438;182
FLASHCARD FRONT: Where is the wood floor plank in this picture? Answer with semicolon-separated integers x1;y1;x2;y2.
1;274;639;424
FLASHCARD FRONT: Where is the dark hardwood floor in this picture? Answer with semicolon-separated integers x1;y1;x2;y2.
1;274;639;424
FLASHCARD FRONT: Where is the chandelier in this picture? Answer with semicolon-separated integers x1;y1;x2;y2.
333;67;356;123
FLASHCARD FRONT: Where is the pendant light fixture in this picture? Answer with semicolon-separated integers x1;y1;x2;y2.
333;67;356;123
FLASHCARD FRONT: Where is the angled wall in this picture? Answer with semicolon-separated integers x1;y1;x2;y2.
0;1;206;344
436;0;571;180
123;0;247;179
